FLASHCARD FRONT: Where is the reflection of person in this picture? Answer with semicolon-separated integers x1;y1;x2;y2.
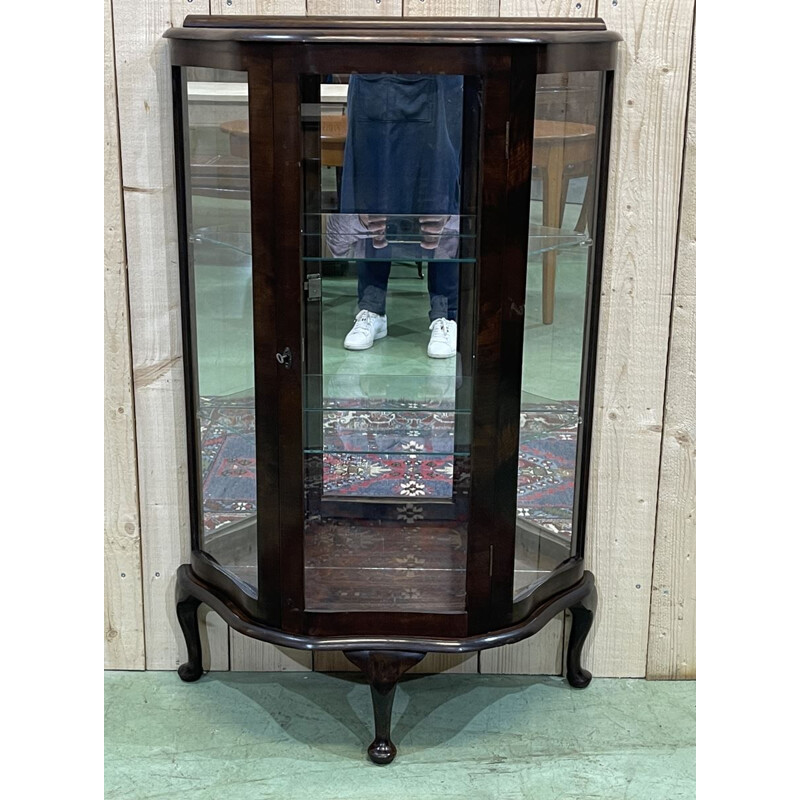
335;74;464;358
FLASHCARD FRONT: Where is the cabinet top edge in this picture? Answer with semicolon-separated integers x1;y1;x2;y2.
164;16;622;45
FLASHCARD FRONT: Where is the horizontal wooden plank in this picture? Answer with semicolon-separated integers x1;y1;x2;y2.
308;0;403;15
403;0;500;18
500;1;594;18
480;616;564;675
211;0;306;14
231;630;313;671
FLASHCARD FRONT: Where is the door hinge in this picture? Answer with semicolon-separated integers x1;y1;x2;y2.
305;273;322;301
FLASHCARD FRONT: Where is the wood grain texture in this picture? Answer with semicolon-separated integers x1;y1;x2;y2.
409;653;479;673
230;631;313;671
499;0;593;17
307;0;402;15
199;606;231;669
313;651;477;673
479;616;564;674
647;26;695;680
112;0;228;670
403;0;500;17
314;651;360;672
583;0;695;677
105;0;146;671
211;0;305;14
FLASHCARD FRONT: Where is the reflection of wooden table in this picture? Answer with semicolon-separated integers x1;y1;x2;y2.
532;120;596;324
221;116;348;166
220;116;595;324
219;119;250;159
319;114;348;167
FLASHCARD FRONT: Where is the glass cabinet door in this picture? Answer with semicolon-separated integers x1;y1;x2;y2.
181;68;258;597
299;74;480;613
514;71;603;601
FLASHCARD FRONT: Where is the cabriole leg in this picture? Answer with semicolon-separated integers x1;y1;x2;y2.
566;574;598;689
344;650;426;764
176;589;204;682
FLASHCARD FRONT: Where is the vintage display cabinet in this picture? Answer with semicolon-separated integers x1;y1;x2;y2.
167;15;619;763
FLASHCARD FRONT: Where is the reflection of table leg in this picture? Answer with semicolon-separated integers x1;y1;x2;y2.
541;145;565;325
575;162;594;234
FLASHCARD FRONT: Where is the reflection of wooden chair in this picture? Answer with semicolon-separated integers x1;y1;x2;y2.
532;119;596;325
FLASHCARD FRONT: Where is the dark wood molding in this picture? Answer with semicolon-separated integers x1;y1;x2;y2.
176;563;596;655
166;16;622;48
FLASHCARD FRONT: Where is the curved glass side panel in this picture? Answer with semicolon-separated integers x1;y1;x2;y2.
514;71;602;601
184;68;257;597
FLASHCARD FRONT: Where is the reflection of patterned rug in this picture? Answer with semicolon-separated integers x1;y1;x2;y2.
199;400;257;534
199;397;577;537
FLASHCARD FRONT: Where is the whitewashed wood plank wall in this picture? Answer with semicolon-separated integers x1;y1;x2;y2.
105;0;146;669
104;0;697;679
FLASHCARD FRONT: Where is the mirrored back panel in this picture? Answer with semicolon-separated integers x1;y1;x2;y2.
299;74;479;613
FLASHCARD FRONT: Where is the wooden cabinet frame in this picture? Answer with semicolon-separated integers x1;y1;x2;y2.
168;15;619;763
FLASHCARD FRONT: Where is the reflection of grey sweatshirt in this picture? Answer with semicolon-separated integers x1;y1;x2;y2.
325;214;461;260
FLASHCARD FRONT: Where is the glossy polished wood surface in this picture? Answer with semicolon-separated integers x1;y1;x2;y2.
170;24;614;674
166;16;622;46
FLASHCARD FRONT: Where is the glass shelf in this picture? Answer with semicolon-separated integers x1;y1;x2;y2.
196;388;576;437
303;251;475;263
304;374;471;412
305;444;466;457
303;214;591;262
190;225;252;268
306;213;476;263
306;408;466;449
527;225;591;255
197;394;255;439
306;440;465;457
188;221;590;264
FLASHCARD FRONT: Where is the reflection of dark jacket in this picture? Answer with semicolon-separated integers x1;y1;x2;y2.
339;74;464;216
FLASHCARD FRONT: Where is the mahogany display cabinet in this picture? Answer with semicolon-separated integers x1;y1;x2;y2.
166;15;620;764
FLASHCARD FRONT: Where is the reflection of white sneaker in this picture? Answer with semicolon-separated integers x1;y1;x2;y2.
344;310;387;350
427;318;457;358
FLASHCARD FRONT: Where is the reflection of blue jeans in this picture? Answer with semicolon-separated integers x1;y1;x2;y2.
340;74;463;321
358;241;459;323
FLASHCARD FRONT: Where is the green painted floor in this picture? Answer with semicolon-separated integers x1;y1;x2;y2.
105;672;695;799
